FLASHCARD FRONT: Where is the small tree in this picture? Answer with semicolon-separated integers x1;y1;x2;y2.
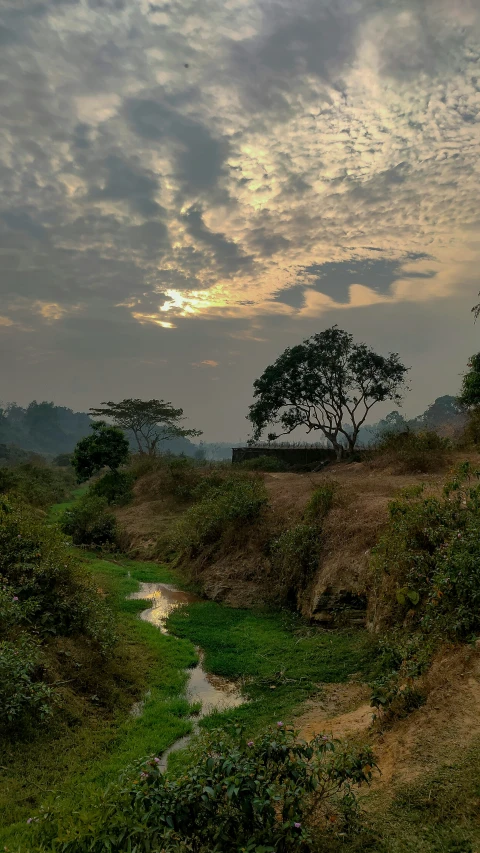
89;398;202;455
248;326;409;457
72;421;130;481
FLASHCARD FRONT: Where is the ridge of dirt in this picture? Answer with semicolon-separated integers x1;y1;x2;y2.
296;645;480;801
116;455;475;613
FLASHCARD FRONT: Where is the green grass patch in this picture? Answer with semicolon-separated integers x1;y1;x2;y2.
167;602;374;734
326;740;480;853
0;553;197;851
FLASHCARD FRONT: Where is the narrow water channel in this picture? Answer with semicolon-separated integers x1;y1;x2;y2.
127;582;245;768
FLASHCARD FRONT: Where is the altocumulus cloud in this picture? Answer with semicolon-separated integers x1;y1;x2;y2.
1;0;480;431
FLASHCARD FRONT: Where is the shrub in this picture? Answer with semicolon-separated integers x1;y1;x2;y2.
0;499;115;649
369;631;432;723
171;475;268;558
271;524;321;603
370;463;480;720
61;493;118;548
39;724;376;852
0;462;75;507
372;429;451;473
90;471;134;506
0;636;53;731
240;454;288;472
303;481;337;523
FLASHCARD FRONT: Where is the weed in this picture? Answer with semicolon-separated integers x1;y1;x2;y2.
372;429;452;473
60;492;118;547
303;481;337;523
170;475;268;559
90;470;134;505
38;724;376;853
240;454;288;472
270;524;321;603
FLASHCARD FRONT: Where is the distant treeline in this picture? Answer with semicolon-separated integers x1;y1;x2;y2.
0;400;234;461
0;395;465;461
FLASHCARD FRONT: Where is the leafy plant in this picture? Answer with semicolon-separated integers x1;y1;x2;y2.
61;493;118;548
0;498;115;649
0;636;53;731
90;471;134;506
0;461;75;508
271;524;321;603
171;475;268;558
303;481;337;523
240;454;288;472
372;429;451;473
72;421;130;482
39;724;376;852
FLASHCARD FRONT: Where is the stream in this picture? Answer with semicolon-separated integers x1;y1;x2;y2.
127;582;245;769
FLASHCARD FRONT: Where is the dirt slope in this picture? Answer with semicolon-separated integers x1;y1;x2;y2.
116;460;459;616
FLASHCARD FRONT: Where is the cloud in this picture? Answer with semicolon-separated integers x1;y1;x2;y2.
1;0;480;439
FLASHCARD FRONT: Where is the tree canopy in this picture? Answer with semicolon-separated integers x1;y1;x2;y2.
72;421;130;481
89;398;202;455
458;354;480;410
247;326;409;456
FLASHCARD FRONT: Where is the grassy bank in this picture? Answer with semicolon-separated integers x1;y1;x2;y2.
0;554;197;851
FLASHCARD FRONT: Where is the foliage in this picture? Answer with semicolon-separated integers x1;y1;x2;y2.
372;428;451;473
0;461;75;507
60;493;118;548
41;724;376;853
0;555;196;845
0;499;115;648
271;524;321;603
0;636;53;731
168;602;374;735
303;481;337;523
240;454;288;472
72;421;130;482
370;464;480;718
248;326;409;457
369;631;432;723
458;353;480;409
0;401;92;456
90;471;134;506
89;398;202;456
171;475;268;558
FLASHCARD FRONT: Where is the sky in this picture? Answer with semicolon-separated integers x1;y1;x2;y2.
1;0;480;441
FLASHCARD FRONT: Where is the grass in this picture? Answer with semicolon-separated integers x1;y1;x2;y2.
1;487;375;850
0;549;197;851
324;742;480;853
167;602;375;734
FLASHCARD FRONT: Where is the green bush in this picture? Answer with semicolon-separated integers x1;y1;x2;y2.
171;475;268;557
373;429;451;473
240;454;288;472
0;636;53;731
0;499;115;649
370;463;480;720
39;724;376;852
61;493;118;548
271;524;321;603
0;462;75;507
303;481;336;523
90;471;134;505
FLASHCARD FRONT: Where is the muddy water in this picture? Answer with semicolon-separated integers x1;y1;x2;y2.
127;582;245;768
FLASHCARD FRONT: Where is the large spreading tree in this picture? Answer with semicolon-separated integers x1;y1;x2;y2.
247;326;409;457
89;398;202;455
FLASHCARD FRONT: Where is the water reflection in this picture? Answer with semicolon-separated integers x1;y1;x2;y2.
127;581;245;766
